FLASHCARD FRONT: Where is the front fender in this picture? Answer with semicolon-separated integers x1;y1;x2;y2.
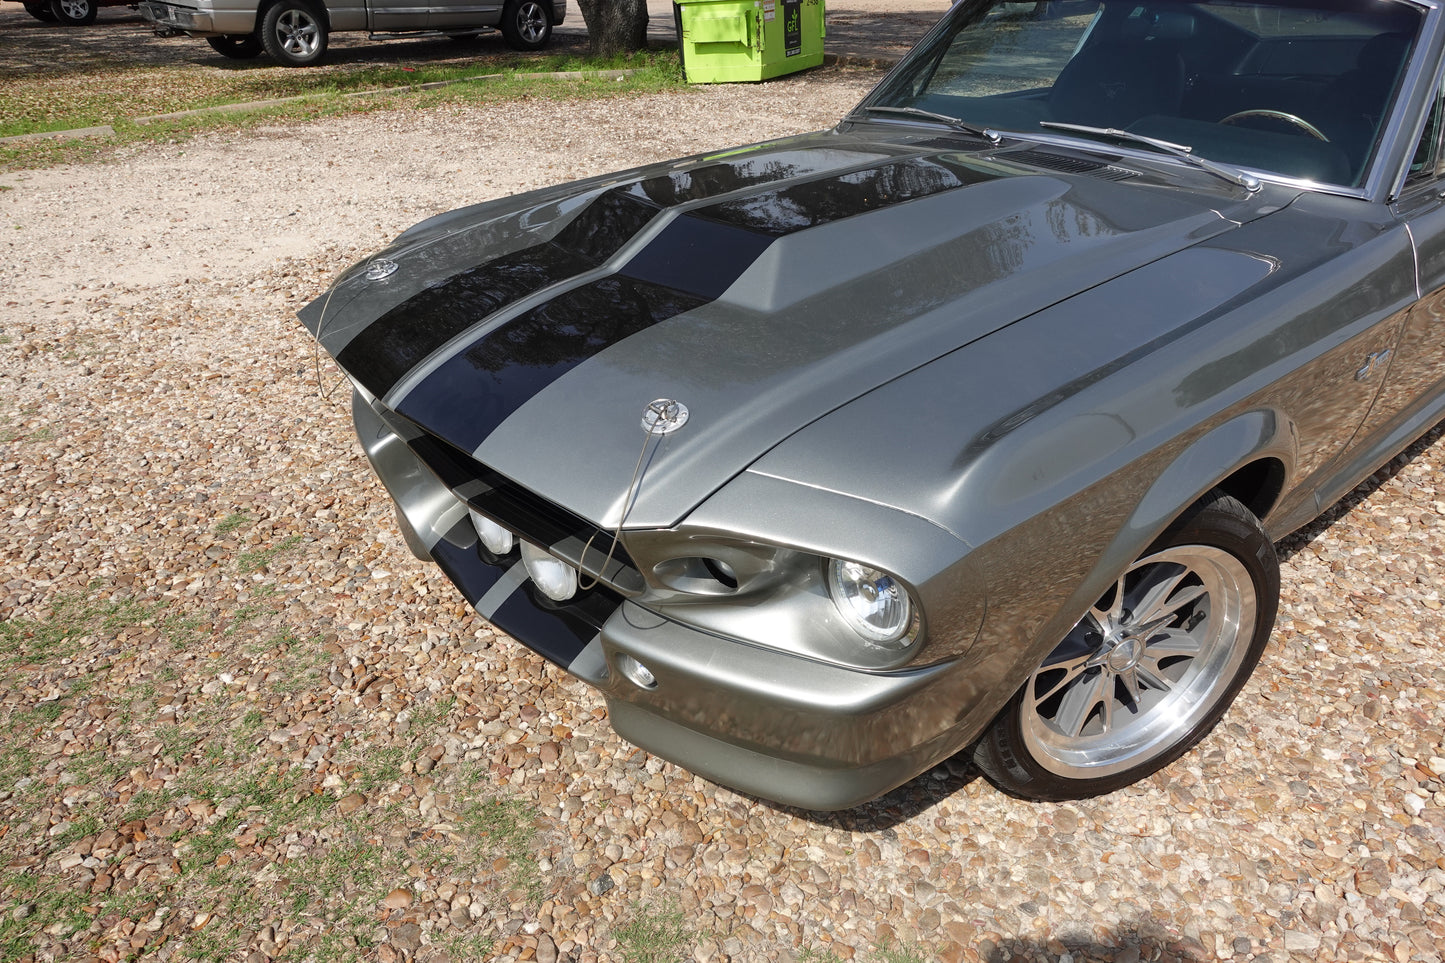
1105;408;1294;578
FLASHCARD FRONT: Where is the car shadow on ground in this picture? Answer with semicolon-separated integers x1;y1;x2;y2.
1274;416;1445;563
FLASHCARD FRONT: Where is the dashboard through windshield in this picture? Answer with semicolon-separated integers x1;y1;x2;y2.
865;0;1426;187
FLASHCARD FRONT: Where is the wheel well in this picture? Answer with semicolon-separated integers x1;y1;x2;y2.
1214;458;1285;522
257;0;330;30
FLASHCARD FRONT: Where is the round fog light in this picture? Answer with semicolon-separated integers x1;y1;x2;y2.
828;559;916;647
521;541;579;602
470;509;515;556
615;653;657;689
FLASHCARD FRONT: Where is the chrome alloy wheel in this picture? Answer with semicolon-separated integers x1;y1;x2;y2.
1020;545;1256;779
55;0;90;18
275;8;321;58
515;1;548;43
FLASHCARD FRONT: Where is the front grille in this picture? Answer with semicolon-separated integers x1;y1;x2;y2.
371;401;643;592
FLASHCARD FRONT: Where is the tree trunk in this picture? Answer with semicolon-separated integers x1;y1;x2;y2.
576;0;650;56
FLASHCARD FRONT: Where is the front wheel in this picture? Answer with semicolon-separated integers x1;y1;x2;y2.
974;490;1279;800
49;0;97;25
500;0;553;50
207;34;265;59
24;1;57;21
259;0;328;67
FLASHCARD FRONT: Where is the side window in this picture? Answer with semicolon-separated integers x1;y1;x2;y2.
1408;83;1443;181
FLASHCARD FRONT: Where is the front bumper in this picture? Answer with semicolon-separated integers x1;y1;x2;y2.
137;1;255;36
352;392;973;809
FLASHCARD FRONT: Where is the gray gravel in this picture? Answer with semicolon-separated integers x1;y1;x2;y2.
1;67;1444;963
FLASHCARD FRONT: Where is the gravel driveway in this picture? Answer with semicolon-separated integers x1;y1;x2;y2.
1;67;1443;963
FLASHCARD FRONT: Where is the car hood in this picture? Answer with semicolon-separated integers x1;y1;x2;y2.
301;128;1282;530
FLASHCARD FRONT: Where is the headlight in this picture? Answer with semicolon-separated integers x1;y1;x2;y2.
469;509;515;557
521;541;578;602
827;559;917;647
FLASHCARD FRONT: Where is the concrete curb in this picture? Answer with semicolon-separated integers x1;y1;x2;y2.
0;125;117;145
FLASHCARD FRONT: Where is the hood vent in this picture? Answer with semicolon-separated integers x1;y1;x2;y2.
915;134;1002;152
1009;149;1138;182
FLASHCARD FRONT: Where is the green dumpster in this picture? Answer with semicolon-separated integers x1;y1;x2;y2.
674;0;825;83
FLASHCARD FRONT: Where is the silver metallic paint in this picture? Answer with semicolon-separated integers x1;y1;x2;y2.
306;0;1445;808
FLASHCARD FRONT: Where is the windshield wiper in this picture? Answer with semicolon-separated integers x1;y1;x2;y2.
1039;122;1260;192
850;106;1001;143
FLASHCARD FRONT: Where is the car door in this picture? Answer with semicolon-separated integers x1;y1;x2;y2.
368;0;434;31
1356;78;1445;443
428;0;502;30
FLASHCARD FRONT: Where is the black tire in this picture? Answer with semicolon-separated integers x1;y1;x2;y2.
973;490;1279;800
500;0;553;51
259;0;328;67
23;1;57;22
207;34;265;59
48;0;97;26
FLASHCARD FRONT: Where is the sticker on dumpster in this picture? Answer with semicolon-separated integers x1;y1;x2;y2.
763;0;775;22
783;0;801;55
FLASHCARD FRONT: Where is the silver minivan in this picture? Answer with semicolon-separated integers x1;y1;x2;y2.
139;0;567;66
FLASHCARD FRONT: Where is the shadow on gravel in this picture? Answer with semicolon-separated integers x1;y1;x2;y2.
958;928;1213;963
1275;416;1445;563
727;757;981;831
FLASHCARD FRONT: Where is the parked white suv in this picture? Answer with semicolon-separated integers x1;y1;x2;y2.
139;0;567;66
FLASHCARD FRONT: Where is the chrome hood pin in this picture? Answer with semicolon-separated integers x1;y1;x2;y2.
641;398;689;434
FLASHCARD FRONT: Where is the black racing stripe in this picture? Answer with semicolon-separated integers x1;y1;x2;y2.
698;156;989;237
339;188;663;397
429;529;622;669
402;429;638;570
429;523;512;604
336;155;845;397
621;154;849;207
616;213;775;300
390;154;992;452
489;583;620;668
395;277;708;454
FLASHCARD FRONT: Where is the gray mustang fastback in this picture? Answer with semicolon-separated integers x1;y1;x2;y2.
302;0;1445;810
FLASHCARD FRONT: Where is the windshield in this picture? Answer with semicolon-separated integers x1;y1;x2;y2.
863;0;1425;188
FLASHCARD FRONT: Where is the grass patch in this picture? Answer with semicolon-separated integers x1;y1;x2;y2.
164;611;208;650
350;745;406;792
408;694;455;734
228;583;280;633
237;535;303;574
874;940;929;963
214;511;253;534
0;49;684;172
615;899;690;963
0;591;163;665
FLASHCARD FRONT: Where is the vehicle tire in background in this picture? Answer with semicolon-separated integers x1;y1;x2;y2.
24;1;57;21
973;490;1279;800
259;0;328;66
207;34;265;59
500;0;553;50
48;0;97;25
